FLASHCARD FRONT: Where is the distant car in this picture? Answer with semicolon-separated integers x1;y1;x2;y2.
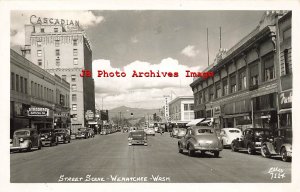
231;128;273;155
87;128;95;138
76;128;89;139
100;130;107;135
171;128;179;137
261;128;292;162
220;128;242;148
178;126;223;157
145;128;155;136
54;128;71;144
128;130;148;146
129;127;137;132
10;128;42;152
176;128;187;139
40;128;58;146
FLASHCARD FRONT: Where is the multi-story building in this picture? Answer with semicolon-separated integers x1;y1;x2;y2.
190;11;290;131
21;18;95;133
10;49;70;137
169;96;195;123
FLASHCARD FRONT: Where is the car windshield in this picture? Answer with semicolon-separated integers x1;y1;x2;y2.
254;130;272;136
229;130;241;133
14;131;30;136
197;129;214;135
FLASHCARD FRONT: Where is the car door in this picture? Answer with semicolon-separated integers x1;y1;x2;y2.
182;129;192;149
243;129;252;148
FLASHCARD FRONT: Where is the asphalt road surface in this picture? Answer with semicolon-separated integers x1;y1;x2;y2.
10;132;291;183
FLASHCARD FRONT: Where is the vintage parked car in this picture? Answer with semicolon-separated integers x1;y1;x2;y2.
176;128;187;139
10;128;42;152
128;130;148;146
171;128;179;137
40;128;58;146
87;128;95;138
261;128;292;162
76;128;89;139
220;128;242;148
54;128;71;144
231;128;273;155
178;126;223;157
145;127;155;136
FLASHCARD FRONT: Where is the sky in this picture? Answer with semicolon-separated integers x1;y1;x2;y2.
11;10;265;109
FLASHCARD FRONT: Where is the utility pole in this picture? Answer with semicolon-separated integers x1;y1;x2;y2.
207;28;210;66
219;26;222;49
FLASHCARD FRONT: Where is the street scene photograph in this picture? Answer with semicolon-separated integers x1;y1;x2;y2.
8;8;293;184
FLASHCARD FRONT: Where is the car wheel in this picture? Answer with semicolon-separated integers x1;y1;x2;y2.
281;147;291;162
27;143;32;152
38;141;42;150
231;142;238;152
213;151;220;158
68;140;71;143
247;145;255;155
178;144;183;153
64;139;67;144
188;146;195;157
261;144;271;158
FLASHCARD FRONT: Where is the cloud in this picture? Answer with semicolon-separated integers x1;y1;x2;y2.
10;11;104;46
130;36;138;43
92;58;203;109
181;45;199;57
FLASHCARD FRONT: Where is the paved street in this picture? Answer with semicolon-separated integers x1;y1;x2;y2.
10;132;291;183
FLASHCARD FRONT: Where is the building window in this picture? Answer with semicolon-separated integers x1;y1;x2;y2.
24;78;27;94
44;87;46;99
184;104;188;111
190;104;194;110
71;84;77;91
72;94;77;102
31;81;34;96
204;89;208;102
62;75;66;81
54;28;58;33
222;78;228;96
37;50;42;57
41;28;45;33
284;49;290;75
20;77;23;93
41;85;43;99
209;86;214;101
72;104;77;111
283;28;291;40
11;72;15;90
216;82;221;98
38;59;42;66
37;41;42;47
250;63;259;88
56;59;60;66
73;58;78;65
34;83;37;97
73;49;78;56
73;39;78;46
199;92;203;104
55;40;60;47
238;69;247;90
55;49;60;56
263;56;275;81
230;74;236;93
16;74;19;92
71;75;76;82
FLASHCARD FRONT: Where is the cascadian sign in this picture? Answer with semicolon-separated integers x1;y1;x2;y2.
28;107;49;116
280;90;292;109
30;15;79;26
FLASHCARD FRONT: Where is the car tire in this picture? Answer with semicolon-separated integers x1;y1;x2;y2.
38;141;42;150
247;145;255;155
178;144;183;153
281;147;291;162
213;151;220;158
188;146;195;157
27;143;32;152
261;144;271;158
231;142;238;152
68;140;71;143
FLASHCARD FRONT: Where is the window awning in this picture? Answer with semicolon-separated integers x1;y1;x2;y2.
186;118;205;126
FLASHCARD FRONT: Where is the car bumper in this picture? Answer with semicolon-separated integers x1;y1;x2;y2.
76;135;86;138
128;140;147;145
287;151;292;157
10;146;29;151
194;146;222;151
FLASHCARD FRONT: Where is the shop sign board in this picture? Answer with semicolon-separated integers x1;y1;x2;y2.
279;90;292;109
213;106;221;117
28;107;49;116
85;110;94;120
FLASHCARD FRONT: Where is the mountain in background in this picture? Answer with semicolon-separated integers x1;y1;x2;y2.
108;106;162;120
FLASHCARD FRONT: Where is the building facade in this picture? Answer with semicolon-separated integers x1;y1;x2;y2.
21;20;95;133
169;96;195;123
11;49;70;137
190;11;291;131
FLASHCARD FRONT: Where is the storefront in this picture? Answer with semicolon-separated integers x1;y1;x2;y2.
28;107;54;131
278;90;292;129
213;106;221;129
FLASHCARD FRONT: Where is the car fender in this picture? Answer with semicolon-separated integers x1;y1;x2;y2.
262;142;276;154
281;143;292;152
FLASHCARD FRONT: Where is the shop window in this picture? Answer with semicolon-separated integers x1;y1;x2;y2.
37;50;42;57
230;74;236;93
263;56;275;81
72;104;77;111
238;69;247;90
11;72;15;90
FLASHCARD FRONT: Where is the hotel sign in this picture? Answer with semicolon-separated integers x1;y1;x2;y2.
28;107;49;116
30;15;79;26
279;90;292;109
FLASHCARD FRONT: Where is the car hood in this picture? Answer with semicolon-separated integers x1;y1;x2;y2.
193;134;219;142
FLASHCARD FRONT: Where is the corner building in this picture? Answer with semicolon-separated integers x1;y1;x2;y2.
190;11;291;131
21;22;95;133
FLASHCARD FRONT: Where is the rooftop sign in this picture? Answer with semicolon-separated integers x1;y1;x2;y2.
30;15;79;26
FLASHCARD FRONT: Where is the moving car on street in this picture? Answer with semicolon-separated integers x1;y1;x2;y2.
76;128;89;139
171;128;179;137
54;128;71;144
261;128;292;162
145;127;155;136
231;128;272;155
178;126;223;157
176;128;187;139
87;128;95;138
10;128;42;152
128;130;148;146
220;128;242;148
40;128;58;146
